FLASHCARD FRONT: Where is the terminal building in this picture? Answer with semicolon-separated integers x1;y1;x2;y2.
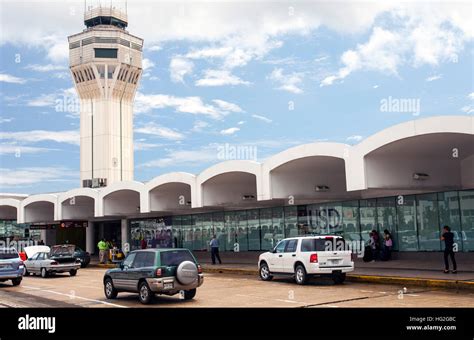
0;5;473;256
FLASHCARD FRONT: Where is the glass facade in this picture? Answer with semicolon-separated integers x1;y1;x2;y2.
128;189;474;253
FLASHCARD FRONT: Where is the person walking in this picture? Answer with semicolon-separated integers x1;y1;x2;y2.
369;230;380;262
441;225;457;274
209;235;222;265
97;239;107;264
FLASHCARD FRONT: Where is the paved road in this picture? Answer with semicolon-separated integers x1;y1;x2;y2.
0;268;473;308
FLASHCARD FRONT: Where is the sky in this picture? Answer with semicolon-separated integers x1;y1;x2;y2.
0;0;473;194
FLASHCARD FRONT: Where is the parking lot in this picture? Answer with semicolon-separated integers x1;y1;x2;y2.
0;267;473;308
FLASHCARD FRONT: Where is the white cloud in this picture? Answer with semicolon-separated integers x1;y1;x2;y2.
373;85;379;89
147;45;162;51
135;123;185;140
461;105;474;114
136;92;241;119
321;27;402;86
346;135;364;142
0;167;77;188
212;99;244;113
192;120;210;132
26;93;57;107
220;127;240;135
426;74;442;82
195;69;250;87
269;68;304;93
169;57;194;83
138;147;217;169
0;130;79;145
134;141;162;151
237;121;245;125
468;92;474;100
252;114;272;123
0;117;13;124
0;144;54;155
142;58;155;71
0;73;26;84
25;64;67;72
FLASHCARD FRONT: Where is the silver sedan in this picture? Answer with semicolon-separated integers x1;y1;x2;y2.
24;251;80;278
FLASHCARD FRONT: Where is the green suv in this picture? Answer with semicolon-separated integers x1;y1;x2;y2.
103;248;204;304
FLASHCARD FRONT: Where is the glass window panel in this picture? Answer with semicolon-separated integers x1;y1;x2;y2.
247;209;260;251
360;199;377;244
342;201;360;243
438;192;462;251
284;206;298;238
224;211;236;251
397;195;418;251
260;208;273;250
297;205;310;236
181;215;193;250
236;211;248;251
272;207;285;244
460;190;474;251
212;212;226;251
172;216;182;248
417;193;441;251
376;197;398;251
201;214;212;251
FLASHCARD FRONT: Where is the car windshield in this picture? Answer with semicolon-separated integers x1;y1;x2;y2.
51;245;75;256
0;248;18;260
160;250;195;266
301;237;346;252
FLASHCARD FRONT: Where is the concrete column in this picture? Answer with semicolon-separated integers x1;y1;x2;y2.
86;221;95;255
121;219;129;253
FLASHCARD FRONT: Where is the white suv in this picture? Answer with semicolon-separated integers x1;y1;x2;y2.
258;236;354;285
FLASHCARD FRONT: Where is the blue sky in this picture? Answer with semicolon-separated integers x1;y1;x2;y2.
0;0;473;194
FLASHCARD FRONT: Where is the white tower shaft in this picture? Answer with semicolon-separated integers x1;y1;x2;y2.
68;6;143;187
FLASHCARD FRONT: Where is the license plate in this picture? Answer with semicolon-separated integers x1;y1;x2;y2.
164;283;174;289
330;259;341;264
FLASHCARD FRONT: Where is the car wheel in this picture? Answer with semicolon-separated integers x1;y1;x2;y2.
11;278;22;286
41;267;48;278
104;278;118;299
138;281;154;304
294;264;307;285
332;272;346;284
70;269;77;276
183;288;197;300
259;262;273;281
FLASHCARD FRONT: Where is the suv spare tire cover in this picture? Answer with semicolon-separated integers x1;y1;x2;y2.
176;261;198;286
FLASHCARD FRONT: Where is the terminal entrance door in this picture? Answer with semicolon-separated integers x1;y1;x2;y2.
94;221;122;250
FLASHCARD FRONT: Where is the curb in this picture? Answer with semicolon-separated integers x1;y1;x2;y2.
202;266;474;291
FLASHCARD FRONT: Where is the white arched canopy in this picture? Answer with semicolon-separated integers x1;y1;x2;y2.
59;188;99;220
0;199;20;221
99;181;145;216
145;172;196;212
363;133;474;191
269;156;351;202
197;161;263;207
21;194;58;223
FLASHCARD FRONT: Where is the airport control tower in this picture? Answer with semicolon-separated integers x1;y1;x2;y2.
68;2;143;188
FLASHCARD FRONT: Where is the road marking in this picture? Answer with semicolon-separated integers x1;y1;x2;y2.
21;285;128;308
360;290;373;293
275;299;299;304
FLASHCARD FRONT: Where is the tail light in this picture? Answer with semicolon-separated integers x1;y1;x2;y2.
155;268;162;277
197;264;202;274
50;261;58;265
310;253;318;263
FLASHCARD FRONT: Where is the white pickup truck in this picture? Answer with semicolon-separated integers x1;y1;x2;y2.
258;236;354;285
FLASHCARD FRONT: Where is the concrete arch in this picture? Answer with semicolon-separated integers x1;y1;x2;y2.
196;160;263;207
98;180;147;216
347;115;474;191
21;194;58;223
262;142;350;200
58;188;100;220
145;172;197;211
0;198;21;221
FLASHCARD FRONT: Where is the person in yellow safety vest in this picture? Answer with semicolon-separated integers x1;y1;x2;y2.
97;239;108;264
